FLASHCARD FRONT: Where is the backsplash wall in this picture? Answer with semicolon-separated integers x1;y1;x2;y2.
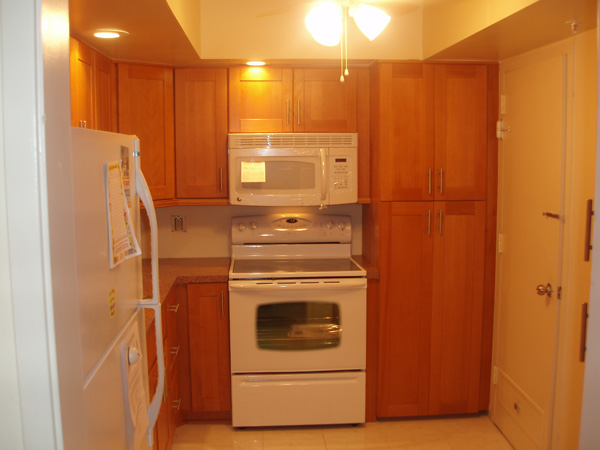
140;204;363;258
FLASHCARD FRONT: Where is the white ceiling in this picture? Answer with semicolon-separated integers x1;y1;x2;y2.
69;0;597;66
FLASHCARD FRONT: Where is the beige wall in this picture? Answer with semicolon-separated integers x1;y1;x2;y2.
141;204;363;258
197;0;423;60
422;0;539;57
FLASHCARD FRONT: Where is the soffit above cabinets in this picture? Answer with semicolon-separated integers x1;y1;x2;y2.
69;0;596;66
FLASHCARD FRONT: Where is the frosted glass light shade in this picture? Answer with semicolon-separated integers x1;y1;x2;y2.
349;4;390;41
305;2;342;46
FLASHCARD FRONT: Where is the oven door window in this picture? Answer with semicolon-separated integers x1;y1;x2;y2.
256;302;340;350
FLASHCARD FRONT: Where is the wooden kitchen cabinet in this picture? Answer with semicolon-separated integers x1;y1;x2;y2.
429;201;486;414
371;63;487;202
69;37;116;131
229;67;293;133
186;283;231;417
434;65;488;201
376;201;486;418
174;68;228;200
228;67;359;133
293;68;357;132
118;64;175;200
146;288;180;450
377;202;433;417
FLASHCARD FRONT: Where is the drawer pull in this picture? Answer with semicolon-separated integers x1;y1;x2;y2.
513;402;520;413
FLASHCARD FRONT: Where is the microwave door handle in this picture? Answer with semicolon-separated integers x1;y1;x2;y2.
319;148;327;209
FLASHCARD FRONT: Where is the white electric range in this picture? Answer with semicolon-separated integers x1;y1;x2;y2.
228;214;367;427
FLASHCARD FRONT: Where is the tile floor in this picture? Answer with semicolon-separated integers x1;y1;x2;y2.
172;414;513;450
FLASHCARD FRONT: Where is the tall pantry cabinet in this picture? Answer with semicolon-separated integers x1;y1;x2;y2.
365;62;498;418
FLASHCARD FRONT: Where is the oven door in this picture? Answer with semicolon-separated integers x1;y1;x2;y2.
229;278;366;373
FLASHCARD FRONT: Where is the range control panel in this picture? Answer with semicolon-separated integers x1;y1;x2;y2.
231;214;352;245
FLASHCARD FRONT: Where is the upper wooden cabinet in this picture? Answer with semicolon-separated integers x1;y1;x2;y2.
229;67;358;133
175;68;228;200
117;64;175;200
69;37;116;131
435;65;488;201
372;63;488;202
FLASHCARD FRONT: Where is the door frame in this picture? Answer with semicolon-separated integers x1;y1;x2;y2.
491;31;597;449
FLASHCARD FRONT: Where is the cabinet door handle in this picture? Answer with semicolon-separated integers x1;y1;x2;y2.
428;210;431;236
297;100;301;126
168;303;179;313
286;100;290;125
172;398;182;410
439;169;444;195
219;167;223;192
221;291;224;317
580;302;589;362
170;345;180;356
439;209;443;235
428;169;432;195
585;199;594;261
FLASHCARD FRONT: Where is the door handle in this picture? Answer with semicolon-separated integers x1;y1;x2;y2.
536;283;553;297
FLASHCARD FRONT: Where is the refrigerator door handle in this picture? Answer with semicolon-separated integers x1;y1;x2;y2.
133;142;164;446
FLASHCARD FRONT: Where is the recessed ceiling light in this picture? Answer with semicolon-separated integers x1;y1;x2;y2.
247;61;266;66
94;30;129;39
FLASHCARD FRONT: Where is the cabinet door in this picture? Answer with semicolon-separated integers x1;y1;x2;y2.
118;64;175;200
93;51;116;132
435;65;488;200
187;284;231;413
377;202;433;417
429;201;485;415
294;68;357;132
229;67;293;132
175;68;228;199
69;37;94;128
378;63;435;201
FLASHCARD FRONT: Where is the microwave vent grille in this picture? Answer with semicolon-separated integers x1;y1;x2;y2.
229;133;357;149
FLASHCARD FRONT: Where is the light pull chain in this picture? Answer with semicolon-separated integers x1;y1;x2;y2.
344;7;349;77
340;6;349;83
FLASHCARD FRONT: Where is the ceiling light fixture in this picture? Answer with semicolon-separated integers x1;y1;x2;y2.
305;1;390;82
247;61;266;66
93;30;129;39
94;31;121;39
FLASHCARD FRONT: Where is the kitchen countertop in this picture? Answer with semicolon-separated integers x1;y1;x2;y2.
143;256;378;330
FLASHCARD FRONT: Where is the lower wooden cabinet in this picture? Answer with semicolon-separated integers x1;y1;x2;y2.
146;288;180;450
185;283;231;418
377;201;486;417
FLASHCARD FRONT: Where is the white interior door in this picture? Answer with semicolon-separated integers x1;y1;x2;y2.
492;47;569;449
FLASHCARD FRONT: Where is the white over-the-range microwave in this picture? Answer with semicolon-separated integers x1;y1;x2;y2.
228;133;358;207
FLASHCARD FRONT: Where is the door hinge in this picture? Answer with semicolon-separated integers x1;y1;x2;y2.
497;234;505;254
496;119;511;140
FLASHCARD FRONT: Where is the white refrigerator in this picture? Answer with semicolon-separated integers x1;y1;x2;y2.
71;127;164;450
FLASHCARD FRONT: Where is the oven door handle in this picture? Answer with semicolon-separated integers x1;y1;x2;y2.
229;279;367;290
319;147;327;209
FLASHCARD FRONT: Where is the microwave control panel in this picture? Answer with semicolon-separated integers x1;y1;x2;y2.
328;148;357;204
332;157;351;190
